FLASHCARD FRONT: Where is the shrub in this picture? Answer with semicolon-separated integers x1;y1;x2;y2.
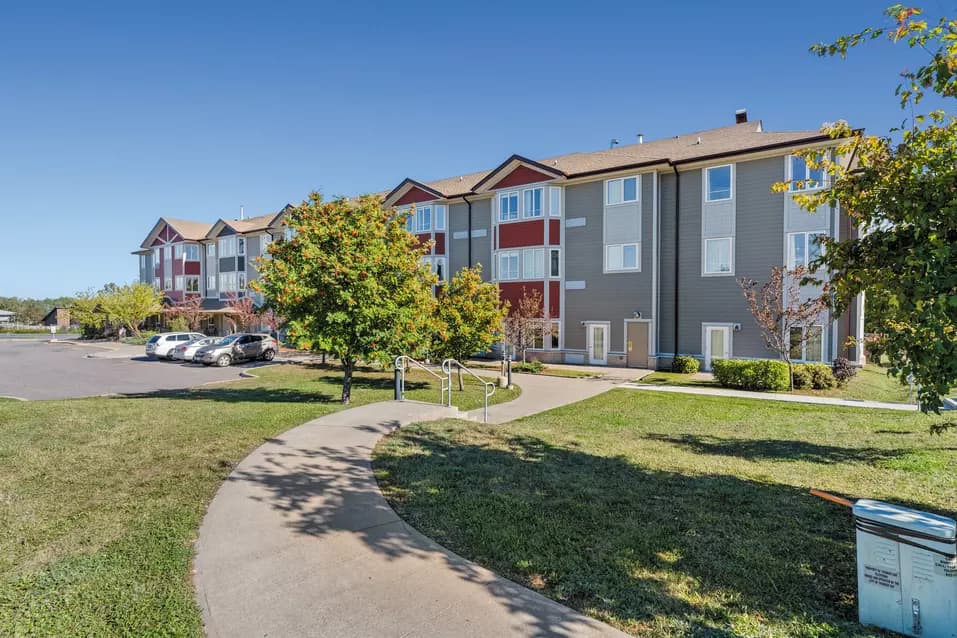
791;365;813;389
806;363;837;390
832;356;857;386
712;359;790;392
167;316;190;332
513;360;545;374
671;355;700;374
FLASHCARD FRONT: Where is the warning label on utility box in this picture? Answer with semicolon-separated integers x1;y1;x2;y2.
864;565;901;590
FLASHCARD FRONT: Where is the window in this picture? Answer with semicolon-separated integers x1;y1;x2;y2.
207;275;216;293
434;205;446;231
283;226;296;241
219;272;236;292
523;188;543;218
605;243;640;272
219;236;236;258
153;277;161;289
175;275;184;290
499;192;519;221
434;257;446;282
185;276;200;293
522;248;545;279
174;244;183;259
164;275;172;290
704;237;733;274
549;187;562;217
497;251;519;280
183;244;200;261
790;155;825;191
237;237;246;256
790;325;824;361
549;248;560;278
414;206;432;232
237;271;246;290
207;243;216;258
549;319;560;349
532;323;544;349
606;176;639;205
706;165;733;201
788;232;826;269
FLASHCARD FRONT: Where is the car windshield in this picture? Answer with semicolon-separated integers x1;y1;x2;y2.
147;335;161;344
215;336;240;345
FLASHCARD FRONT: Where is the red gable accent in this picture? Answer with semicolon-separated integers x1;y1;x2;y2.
151;237;164;247
396;187;438;206
488;165;554;190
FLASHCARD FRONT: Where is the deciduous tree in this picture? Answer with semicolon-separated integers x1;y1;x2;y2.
739;266;830;390
254;193;438;404
786;5;957;410
503;287;544;364
99;283;163;338
432;265;507;390
167;295;206;331
224;294;260;332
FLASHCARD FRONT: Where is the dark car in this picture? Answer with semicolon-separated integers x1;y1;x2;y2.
194;333;278;367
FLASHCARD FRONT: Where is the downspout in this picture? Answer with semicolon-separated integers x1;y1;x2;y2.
463;194;473;267
671;164;680;359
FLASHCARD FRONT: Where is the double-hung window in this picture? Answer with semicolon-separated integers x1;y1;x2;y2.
706;165;733;201
499;192;519;222
523;188;543;218
790;325;824;361
788;232;826;270
548;187;562;217
434;205;446;231
237;271;246;290
704;237;733;275
790;155;825;191
185;276;200;293
219;237;236;258
207;274;216;294
174;275;184;291
497;251;519;281
152;247;160;268
283;226;296;241
522;248;545;279
164;246;172;289
237;237;246;256
183;244;200;261
415;206;432;232
606;176;638;205
549;248;560;278
605;243;639;272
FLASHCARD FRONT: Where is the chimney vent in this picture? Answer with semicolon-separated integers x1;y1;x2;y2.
609;138;620;149
735;109;748;124
637;133;644;144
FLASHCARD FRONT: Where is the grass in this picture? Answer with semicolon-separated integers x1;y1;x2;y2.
638;363;915;404
374;390;956;637
0;363;518;636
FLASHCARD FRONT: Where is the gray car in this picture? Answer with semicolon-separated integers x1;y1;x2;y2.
194;333;278;367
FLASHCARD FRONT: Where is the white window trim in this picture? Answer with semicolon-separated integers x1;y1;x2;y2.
548;186;562;218
522;187;544;219
206;274;216;297
788;154;828;193
604;175;640;206
705;164;734;203
548;248;561;278
521;247;545;279
434;204;446;231
604;242;641;273
184;275;200;293
790;324;825;362
498;191;520;222
702;237;735;276
494;250;520;281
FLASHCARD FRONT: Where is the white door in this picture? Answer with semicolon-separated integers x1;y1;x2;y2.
704;325;731;371
587;323;608;365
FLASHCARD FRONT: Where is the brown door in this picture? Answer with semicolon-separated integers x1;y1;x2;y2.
626;321;649;368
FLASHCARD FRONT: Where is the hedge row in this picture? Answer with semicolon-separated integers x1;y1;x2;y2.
711;359;790;392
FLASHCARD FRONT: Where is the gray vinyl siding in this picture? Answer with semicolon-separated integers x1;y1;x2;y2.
658;172;677;356
448;198;492;281
138;254;153;284
245;234;261;286
676;157;785;359
563;176;656;354
219;257;236;273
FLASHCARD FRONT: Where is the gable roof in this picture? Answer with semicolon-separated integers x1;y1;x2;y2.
384;121;835;202
204;205;292;239
139;217;213;249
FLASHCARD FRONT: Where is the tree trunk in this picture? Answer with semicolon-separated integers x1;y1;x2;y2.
129;322;140;338
786;358;794;391
341;358;354;404
457;366;464;392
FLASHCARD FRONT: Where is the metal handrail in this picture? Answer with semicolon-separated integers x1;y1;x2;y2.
442;358;496;423
394;355;450;406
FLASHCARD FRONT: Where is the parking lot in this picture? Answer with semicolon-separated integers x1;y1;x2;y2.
0;339;267;400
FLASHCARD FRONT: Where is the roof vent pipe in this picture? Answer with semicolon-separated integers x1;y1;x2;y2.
610;139;620;149
637;133;644;144
240;205;245;220
735;109;748;124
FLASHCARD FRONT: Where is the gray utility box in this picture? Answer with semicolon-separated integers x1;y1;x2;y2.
853;499;957;637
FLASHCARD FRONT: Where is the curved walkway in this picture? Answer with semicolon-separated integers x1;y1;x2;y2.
194;376;626;638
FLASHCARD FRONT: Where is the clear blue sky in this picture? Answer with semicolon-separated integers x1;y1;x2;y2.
0;0;948;298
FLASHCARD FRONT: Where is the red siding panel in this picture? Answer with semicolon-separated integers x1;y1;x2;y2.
499;220;544;248
185;261;201;275
414;233;433;251
433;233;445;255
498;282;545;316
549;281;560;317
489;166;555;190
549;220;560;245
396;187;437;206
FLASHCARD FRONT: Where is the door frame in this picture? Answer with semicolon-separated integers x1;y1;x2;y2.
585;321;610;365
624;318;652;368
701;322;734;371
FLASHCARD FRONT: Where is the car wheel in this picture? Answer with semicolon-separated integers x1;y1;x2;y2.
262;349;275;361
216;354;232;367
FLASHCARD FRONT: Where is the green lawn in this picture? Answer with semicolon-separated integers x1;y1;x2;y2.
639;363;915;404
374;390;955;637
0;363;518;636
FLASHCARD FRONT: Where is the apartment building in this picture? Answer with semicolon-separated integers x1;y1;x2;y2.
383;112;865;370
132;208;290;334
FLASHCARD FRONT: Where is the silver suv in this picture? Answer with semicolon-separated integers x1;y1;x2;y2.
194;333;278;367
145;332;206;360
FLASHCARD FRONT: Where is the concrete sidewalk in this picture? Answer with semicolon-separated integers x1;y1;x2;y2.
471;372;621;423
194;398;627;638
620;381;918;411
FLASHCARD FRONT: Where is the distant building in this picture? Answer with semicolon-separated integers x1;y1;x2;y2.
41;307;72;330
0;309;15;324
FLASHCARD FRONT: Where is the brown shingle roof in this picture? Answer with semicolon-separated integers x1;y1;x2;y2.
404;121;830;198
223;212;282;233
163;217;213;241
